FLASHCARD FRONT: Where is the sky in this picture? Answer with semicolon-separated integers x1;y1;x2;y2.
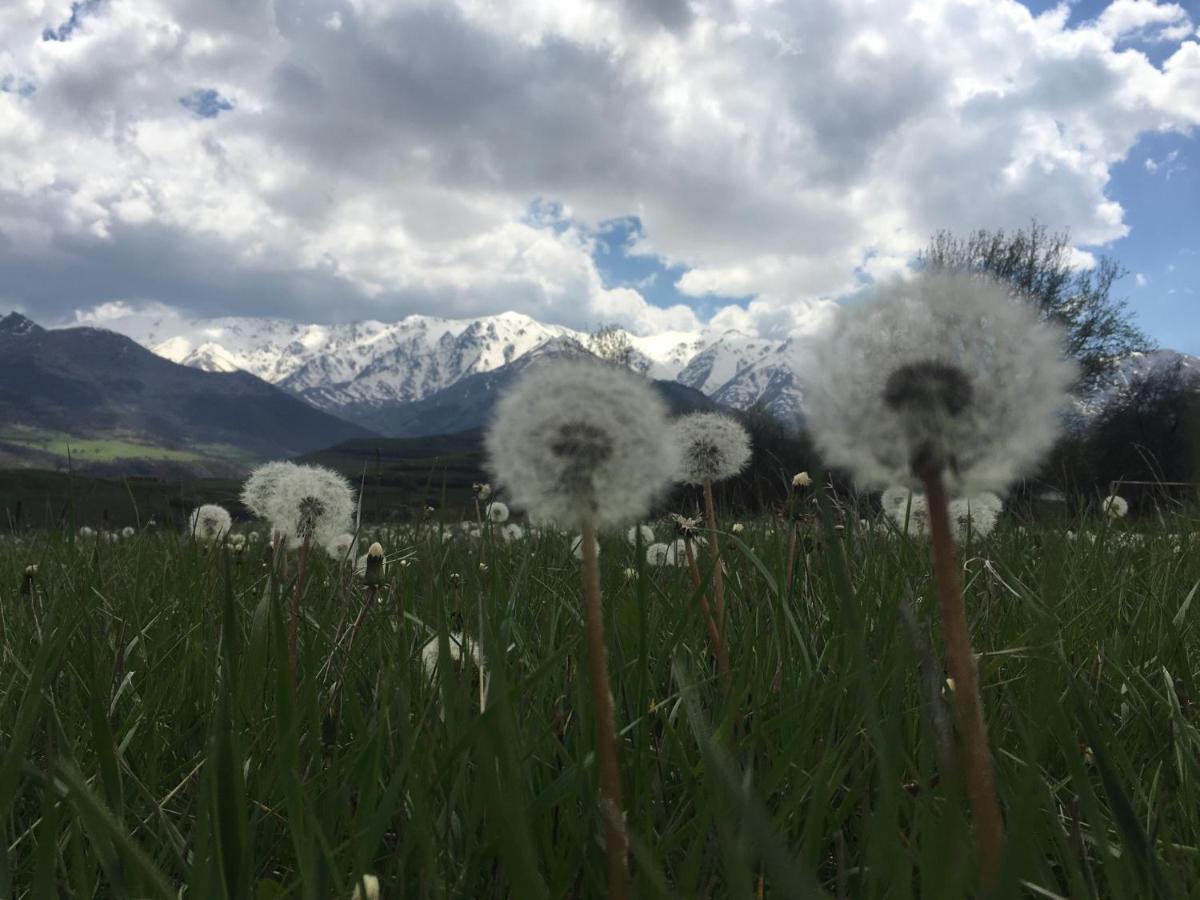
0;0;1198;350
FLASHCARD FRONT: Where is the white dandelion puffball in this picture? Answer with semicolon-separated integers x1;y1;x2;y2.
500;523;525;542
1103;495;1129;519
881;489;930;538
120;526;136;539
323;532;357;561
485;501;509;524
646;542;672;566
485;360;676;529
671;412;752;485
188;504;232;543
800;270;1077;493
948;492;1003;542
627;524;655;546
258;464;356;546
78;526;95;539
240;461;301;518
571;533;600;561
668;537;697;566
350;873;381;900
792;471;812;488
421;632;486;681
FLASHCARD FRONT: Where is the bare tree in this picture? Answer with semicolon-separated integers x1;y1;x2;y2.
587;324;636;369
919;221;1152;393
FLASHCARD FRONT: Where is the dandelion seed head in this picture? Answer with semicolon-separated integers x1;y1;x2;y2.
571;533;600;561
188;504;232;543
421;631;485;680
323;532;357;561
646;542;672;566
948;492;1003;542
486;501;509;524
881;489;930;538
1103;494;1129;519
668;537;697;565
731;522;745;534
500;523;525;542
626;524;655;546
800;270;1076;493
671;412;752;485
350;873;381;900
240;461;300;518
120;526;135;539
486;361;675;529
792;471;812;488
255;464;355;547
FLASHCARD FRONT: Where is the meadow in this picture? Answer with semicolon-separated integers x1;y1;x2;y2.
2;500;1198;898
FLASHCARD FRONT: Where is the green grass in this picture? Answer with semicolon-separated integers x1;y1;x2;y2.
2;505;1199;897
0;425;251;464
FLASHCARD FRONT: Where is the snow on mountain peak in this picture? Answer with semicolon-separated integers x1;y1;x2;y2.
80;309;809;424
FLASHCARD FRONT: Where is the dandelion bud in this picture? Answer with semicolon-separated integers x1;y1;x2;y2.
20;564;37;597
623;567;637;580
479;562;489;574
363;542;385;586
473;482;493;501
791;472;812;488
448;572;462;586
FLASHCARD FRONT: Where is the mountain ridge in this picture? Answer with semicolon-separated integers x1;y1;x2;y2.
76;308;804;424
0;313;377;467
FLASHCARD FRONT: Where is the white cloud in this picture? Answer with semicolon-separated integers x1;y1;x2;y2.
1;0;1198;337
1136;272;1148;286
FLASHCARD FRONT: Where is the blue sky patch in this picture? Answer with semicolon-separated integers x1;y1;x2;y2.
0;75;36;97
42;0;106;43
179;89;235;119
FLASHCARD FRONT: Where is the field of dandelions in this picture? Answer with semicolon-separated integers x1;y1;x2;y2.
3;271;1200;898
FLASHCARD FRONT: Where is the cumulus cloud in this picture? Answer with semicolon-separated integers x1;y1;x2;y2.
1;0;1198;338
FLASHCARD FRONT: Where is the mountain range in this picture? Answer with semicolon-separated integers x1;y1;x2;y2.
86;308;808;435
0;313;373;472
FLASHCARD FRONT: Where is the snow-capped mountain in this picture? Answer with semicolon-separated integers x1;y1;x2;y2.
77;308;807;426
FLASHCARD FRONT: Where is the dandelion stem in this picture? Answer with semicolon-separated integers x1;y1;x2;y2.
579;512;630;900
683;536;731;685
289;535;311;694
784;525;798;592
701;480;728;649
917;464;1004;886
